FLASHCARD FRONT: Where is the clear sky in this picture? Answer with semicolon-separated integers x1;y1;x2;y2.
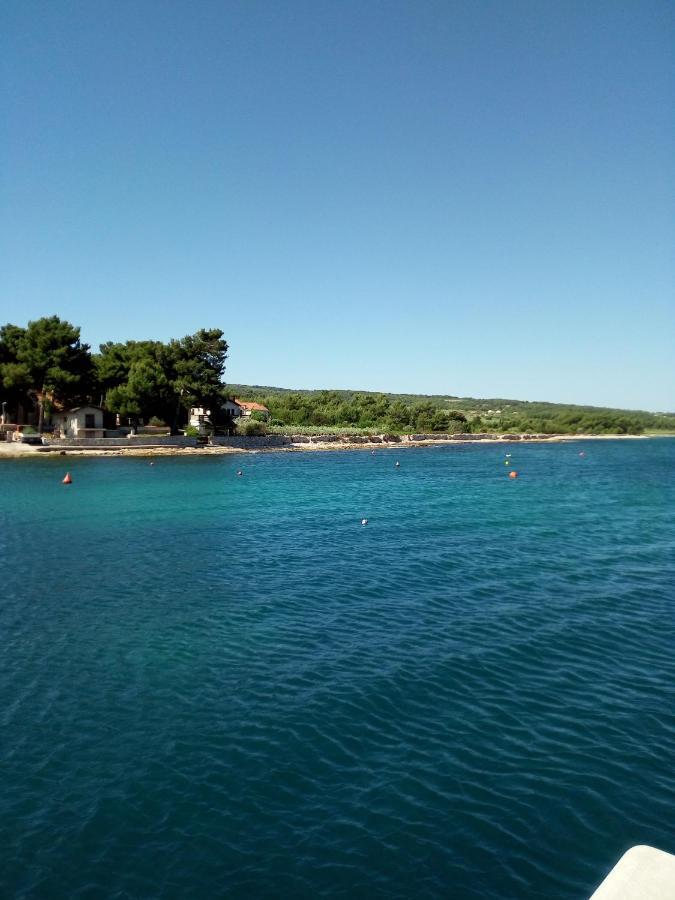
2;1;673;411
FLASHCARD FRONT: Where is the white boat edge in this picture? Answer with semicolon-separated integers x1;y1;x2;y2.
589;845;675;899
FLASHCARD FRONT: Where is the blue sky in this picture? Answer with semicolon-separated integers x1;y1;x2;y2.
2;0;673;410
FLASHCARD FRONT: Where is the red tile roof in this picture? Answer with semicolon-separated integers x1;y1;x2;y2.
234;399;269;412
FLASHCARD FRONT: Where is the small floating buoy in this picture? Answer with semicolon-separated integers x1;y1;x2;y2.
62;472;72;485
395;461;400;468
236;470;243;476
579;451;585;457
149;461;154;466
505;453;512;457
508;470;518;479
504;460;510;465
361;518;368;526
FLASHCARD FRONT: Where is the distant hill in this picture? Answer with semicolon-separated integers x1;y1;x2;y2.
226;385;675;435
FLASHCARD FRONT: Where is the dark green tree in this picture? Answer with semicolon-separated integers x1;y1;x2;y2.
169;328;229;430
100;342;175;429
386;400;411;432
96;329;229;433
0;324;31;420
94;341;137;395
411;401;437;432
0;316;92;431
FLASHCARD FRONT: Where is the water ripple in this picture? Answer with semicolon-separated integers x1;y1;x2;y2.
1;440;674;898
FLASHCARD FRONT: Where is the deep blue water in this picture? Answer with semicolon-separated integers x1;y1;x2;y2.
1;439;674;899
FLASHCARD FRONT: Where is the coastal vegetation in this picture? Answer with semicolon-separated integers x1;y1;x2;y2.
1;316;673;436
0;316;229;432
229;386;675;436
0;317;91;433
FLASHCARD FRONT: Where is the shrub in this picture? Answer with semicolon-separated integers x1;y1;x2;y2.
266;424;372;436
237;419;267;436
183;425;200;437
148;416;166;427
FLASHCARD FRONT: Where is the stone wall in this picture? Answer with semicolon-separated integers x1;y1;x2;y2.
49;436;197;448
405;433;499;442
211;432;556;449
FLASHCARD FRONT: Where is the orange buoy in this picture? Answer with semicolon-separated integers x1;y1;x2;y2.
62;472;72;485
508;470;518;479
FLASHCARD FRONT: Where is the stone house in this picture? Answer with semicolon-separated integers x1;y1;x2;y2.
51;405;105;439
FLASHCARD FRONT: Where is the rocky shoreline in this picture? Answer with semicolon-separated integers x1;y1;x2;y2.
0;431;648;459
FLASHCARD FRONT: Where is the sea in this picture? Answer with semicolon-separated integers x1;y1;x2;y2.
1;438;674;899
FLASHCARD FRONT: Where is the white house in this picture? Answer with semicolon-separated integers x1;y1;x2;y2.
188;407;214;435
189;400;269;434
51;406;105;439
223;399;244;419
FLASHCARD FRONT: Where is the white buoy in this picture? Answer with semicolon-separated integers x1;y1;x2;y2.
361;518;368;526
395;461;400;468
236;470;243;476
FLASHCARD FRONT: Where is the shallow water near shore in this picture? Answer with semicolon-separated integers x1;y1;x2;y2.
1;439;674;898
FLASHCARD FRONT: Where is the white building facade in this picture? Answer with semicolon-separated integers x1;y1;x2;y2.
51;406;105;439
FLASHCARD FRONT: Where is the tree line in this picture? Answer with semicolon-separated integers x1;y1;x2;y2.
246;390;471;433
230;386;675;435
2;316;671;437
0;316;229;432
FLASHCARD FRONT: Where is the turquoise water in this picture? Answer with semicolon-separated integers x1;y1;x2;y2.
1;440;674;899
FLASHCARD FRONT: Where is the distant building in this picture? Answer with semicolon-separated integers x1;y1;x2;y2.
223;399;244;419
188;407;213;435
51;406;105;439
187;399;270;433
234;399;270;420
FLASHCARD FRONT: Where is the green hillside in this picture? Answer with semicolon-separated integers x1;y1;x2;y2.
228;384;675;436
